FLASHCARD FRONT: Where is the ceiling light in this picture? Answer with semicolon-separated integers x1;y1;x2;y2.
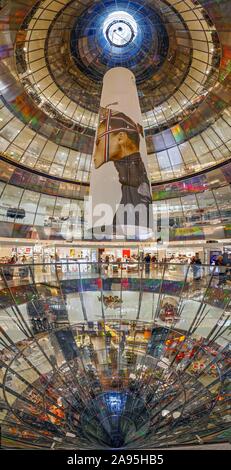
103;11;137;47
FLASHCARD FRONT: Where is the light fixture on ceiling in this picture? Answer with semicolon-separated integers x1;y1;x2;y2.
103;11;137;47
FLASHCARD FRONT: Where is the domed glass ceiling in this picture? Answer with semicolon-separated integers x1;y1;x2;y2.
0;0;230;185
103;11;138;47
71;1;169;84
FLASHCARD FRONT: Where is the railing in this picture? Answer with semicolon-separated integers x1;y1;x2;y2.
0;261;227;277
0;259;231;292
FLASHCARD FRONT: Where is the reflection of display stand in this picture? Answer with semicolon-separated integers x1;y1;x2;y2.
159;297;179;324
98;294;123;309
69;259;76;273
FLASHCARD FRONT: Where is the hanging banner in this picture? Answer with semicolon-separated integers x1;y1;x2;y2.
88;67;153;241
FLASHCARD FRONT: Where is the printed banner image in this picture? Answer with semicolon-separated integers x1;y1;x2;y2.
91;107;153;238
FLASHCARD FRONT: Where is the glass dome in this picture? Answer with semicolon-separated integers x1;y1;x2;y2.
103;11;138;47
0;0;228;185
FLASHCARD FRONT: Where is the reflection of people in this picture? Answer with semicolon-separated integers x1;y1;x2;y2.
4;255;17;280
93;109;152;232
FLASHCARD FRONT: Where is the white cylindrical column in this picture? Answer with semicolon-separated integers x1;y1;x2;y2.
89;67;153;240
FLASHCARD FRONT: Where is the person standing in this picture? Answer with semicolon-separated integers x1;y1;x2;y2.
190;253;202;281
215;254;228;286
105;255;110;274
19;255;29;280
151;255;157;264
144;253;151;275
50;255;56;274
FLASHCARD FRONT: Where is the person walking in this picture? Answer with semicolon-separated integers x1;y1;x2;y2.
105;255;110;275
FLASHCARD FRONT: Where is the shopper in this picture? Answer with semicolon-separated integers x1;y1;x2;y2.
19;255;29;280
3;255;17;281
190;253;202;280
215;254;228;286
105;255;110;274
144;253;151;274
50;255;56;274
151;255;157;270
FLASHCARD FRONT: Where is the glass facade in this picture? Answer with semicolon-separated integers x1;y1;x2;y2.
1;0;231;183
